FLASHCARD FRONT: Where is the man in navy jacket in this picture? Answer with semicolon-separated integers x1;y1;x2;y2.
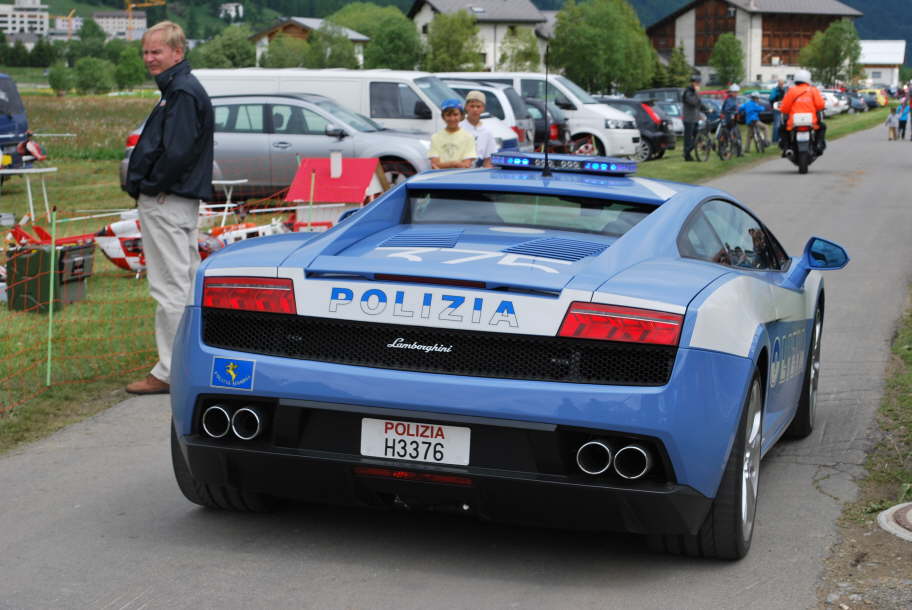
123;21;214;395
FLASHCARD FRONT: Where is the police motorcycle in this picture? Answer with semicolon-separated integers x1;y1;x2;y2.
779;107;825;174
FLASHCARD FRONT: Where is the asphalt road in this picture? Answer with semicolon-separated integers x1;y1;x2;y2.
2;127;910;609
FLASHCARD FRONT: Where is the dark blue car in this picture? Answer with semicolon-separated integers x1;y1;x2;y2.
0;74;28;154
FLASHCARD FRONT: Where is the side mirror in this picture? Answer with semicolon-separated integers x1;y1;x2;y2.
325;124;346;139
556;100;576;111
414;101;432;119
804;237;849;270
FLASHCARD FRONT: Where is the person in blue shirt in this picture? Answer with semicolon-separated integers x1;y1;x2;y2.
739;92;769;153
720;84;743;157
768;79;787;143
898;100;910;140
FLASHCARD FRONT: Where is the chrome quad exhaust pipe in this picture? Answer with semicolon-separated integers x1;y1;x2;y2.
613;444;653;480
201;405;231;438
576;440;613;475
231;407;263;441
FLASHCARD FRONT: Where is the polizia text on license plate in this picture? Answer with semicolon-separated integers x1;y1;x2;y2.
360;418;471;465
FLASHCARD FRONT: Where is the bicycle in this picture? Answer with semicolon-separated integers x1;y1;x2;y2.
693;119;715;162
746;121;768;154
715;118;742;160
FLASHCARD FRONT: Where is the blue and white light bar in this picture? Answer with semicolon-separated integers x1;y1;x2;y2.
490;152;637;176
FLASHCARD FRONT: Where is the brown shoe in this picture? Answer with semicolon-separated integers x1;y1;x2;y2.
126;374;170;395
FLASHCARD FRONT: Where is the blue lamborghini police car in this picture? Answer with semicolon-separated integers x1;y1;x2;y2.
170;152;848;560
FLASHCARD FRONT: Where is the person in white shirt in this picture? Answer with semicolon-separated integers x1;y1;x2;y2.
460;90;498;168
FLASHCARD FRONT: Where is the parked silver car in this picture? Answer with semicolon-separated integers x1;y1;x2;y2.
120;93;431;200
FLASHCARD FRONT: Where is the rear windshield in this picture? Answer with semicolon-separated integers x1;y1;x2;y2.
408;189;651;234
0;78;24;115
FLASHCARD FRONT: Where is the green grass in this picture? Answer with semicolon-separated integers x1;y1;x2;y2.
0;66;49;86
0;95;896;456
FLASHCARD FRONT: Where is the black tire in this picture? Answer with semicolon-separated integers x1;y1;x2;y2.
649;372;763;560
633;139;653;162
717;135;731;160
694;133;711;162
753;127;766;154
787;304;823;438
171;420;275;512
653;149;666;159
731;128;743;157
798;150;809;174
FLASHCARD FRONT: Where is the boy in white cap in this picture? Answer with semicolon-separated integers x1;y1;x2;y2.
460;90;497;168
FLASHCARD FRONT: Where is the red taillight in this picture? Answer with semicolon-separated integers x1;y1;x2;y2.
353;466;473;486
126;133;140;148
642;103;661;125
557;302;683;346
202;276;296;314
548;123;560;140
511;125;526;143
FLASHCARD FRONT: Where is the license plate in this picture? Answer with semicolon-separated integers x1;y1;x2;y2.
360;418;470;465
796;132;810;141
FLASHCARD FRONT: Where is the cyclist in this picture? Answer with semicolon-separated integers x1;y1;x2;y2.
739;92;769;152
720;84;743;157
779;69;826;156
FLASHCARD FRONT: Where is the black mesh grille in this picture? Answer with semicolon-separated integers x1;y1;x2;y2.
202;309;676;386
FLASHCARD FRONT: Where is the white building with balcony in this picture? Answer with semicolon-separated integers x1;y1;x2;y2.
0;0;49;36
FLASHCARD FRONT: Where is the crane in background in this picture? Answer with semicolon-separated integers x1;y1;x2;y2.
125;0;166;41
49;9;76;40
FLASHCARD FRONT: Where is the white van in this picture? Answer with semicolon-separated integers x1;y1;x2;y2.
436;72;641;157
194;69;453;134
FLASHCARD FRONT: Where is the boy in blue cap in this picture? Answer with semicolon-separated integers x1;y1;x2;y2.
429;98;477;169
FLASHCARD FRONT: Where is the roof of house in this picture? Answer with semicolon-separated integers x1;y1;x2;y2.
407;0;545;24
859;40;907;66
535;10;557;39
647;0;861;29
251;17;369;43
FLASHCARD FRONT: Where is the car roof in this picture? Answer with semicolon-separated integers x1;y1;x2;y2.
210;92;333;103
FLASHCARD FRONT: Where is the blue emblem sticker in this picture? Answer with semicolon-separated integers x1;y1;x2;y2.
210;357;255;391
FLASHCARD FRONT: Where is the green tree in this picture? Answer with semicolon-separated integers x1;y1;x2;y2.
302;25;359;69
77;18;106;44
115;46;147;90
497;26;539;71
260;33;308;67
422;10;483;72
328;2;422;69
708;33;744;86
48;62;73;96
650;55;669;87
550;0;654;94
7;40;30;67
798;19;862;86
665;43;692;87
74;57;116;94
102;38;130;64
191;25;256;68
28;37;55;67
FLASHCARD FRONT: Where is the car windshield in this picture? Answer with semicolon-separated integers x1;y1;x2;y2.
502;86;531;119
416;76;461;108
657;102;681;117
0;78;24;115
312;98;384;132
408;189;652;234
555;76;597;104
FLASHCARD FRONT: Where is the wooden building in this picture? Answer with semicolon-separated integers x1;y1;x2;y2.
646;0;862;85
250;18;369;66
